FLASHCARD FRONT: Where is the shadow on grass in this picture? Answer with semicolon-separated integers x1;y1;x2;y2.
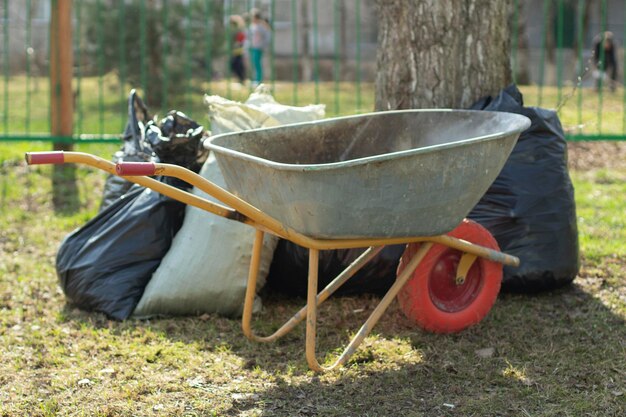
220;285;623;416
52;164;81;214
57;280;626;416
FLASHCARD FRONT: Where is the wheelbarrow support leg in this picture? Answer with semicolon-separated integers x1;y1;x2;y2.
242;229;266;339
305;242;434;372
242;238;385;343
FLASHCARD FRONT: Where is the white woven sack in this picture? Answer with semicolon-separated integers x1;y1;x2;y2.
133;87;325;318
206;84;325;134
243;84;325;124
133;153;276;317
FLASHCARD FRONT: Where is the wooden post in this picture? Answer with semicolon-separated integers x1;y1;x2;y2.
50;0;73;142
50;0;78;210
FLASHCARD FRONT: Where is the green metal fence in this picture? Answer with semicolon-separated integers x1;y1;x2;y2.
1;0;625;143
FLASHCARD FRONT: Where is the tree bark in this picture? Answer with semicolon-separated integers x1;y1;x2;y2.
375;0;512;110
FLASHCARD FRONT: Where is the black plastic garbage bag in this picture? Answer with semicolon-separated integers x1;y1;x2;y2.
99;89;154;212
468;84;579;292
266;242;405;297
268;85;579;297
145;110;208;174
56;177;188;320
99;91;208;212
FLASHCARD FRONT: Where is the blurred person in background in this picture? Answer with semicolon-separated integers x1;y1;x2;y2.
229;14;247;85
592;31;618;92
248;9;271;86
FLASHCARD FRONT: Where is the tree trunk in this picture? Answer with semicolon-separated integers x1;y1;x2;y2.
375;0;512;110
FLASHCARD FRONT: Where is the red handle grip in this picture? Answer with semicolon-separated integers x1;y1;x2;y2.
25;151;65;165
115;162;156;176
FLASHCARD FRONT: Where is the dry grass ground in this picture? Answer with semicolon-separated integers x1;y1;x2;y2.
0;138;624;416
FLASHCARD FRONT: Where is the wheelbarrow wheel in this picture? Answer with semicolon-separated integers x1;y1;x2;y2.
396;219;502;333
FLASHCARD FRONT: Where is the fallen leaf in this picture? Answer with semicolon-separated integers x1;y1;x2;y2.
187;376;205;388
99;368;116;376
232;393;259;401
475;347;495;358
77;378;92;386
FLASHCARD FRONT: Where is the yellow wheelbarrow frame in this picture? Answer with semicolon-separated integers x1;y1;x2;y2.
26;151;519;373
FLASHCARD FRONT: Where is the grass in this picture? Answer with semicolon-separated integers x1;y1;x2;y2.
572;169;626;263
1;141;625;416
0;86;625;415
0;76;376;137
1;76;626;137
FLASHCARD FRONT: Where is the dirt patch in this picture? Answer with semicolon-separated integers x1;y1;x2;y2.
567;140;626;171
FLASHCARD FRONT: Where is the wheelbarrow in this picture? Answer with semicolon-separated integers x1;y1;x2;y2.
25;109;531;372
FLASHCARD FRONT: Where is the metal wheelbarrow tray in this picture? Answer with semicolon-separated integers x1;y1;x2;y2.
25;109;531;372
209;109;530;238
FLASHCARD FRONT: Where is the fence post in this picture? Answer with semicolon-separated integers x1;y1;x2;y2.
3;0;9;135
291;0;298;105
50;0;77;210
50;0;73;144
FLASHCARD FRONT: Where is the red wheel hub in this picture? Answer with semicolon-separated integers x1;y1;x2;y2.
428;250;483;313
